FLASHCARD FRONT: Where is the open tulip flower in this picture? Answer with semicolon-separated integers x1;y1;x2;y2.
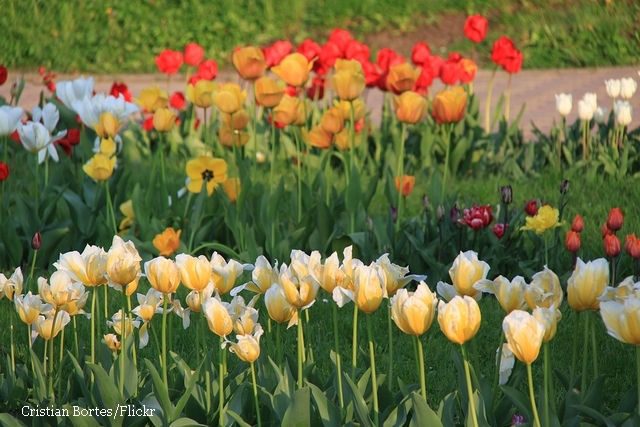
56;77;95;109
224;325;264;363
144;256;180;295
34;310;71;341
271;53;314;87
186;79;216;109
280;264;320;310
107;309;140;337
202;293;234;337
137;86;169;113
210;252;252;295
176;253;212;292
15;292;52;325
390;281;437;336
524;266;563;309
264;283;297;327
375;253;426;295
106;235;142;290
186;155;228;196
152;227;182;257
232;46;267;80
600;297;640;345
54;245;108;288
18;104;66;164
520;205;563;235
532;304;562;343
474;275;527;313
0;105;24;136
334;263;387;313
567;258;609;311
437;250;491;301
0;267;23;301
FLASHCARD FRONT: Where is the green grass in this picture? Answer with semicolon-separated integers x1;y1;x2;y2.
1;0;638;73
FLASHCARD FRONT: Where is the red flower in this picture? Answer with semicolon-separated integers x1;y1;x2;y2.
502;48;523;74
110;82;132;102
411;42;431;67
459;204;494;231
0;162;9;181
422;55;444;81
602;223;614;238
354;118;365;133
327;28;352;54
197;59;218;80
10;129;20;143
284;86;300;97
625;234;640;259
39;66;56;92
0;65;7;86
315;42;341;75
296;39;322;62
439;60;461;85
189;75;203;86
458;58;477;83
493;223;507;239
604;234;621;258
267;114;286;129
491;36;522;73
57;127;81;154
362;62;381;88
263;40;292;68
607;207;624;232
565;230;581;253
524;199;538;216
170;91;186;110
142;116;154;131
571;214;584;233
464;15;488;43
413;66;434;95
345;40;370;65
184;43;204;67
155;49;183;75
306;77;325;100
376;48;404;73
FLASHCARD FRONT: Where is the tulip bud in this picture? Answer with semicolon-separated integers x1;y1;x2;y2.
436;205;445;222
493;223;507;239
500;185;513;204
524;200;538;216
391;205;398;222
571;214;584;232
555;93;572;116
607;207;624;232
604;234;621;258
450;202;460;224
565;230;581;253
625;234;640;259
602;223;613;238
31;231;42;250
594;107;607;124
605;79;621;99
366;216;373;232
10;78;19;99
577;99;594;121
559;179;569;195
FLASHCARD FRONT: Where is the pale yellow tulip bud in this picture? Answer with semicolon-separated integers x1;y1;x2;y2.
437;295;481;344
502;310;545;364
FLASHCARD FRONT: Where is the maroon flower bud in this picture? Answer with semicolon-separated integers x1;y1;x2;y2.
31;231;42;250
500;185;513;204
559;179;569;195
524;199;538;216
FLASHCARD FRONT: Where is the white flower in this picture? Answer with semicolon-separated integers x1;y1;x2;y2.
0;106;24;136
583;93;597;113
555;93;572;117
620;78;637;100
615;100;633;127
577;99;594;121
497;343;515;385
605;79;621;99
55;77;95;109
594;107;607;124
18;121;66;164
72;93;139;129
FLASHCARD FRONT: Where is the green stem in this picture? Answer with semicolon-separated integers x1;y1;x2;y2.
505;73;512;123
295;129;302;223
543;342;550;427
417;336;427;402
581;309;590;399
348;101;357;233
484;66;498;134
304;309;313;363
120;291;127;396
332;302;344;408
161;297;169;389
590;310;598;379
29;249;38;294
35;159;39;213
159;133;168;209
440;124;452;207
351;304;358;378
127;295;137;372
544;234;549;267
269;108;277;188
276;321;283;370
527;363;542;427
104;285;108;319
461;344;479;427
219;336;225;427
492;333;505;409
73;316;79;358
251;361;263;427
366;314;379;426
28;323;34;375
570;311;580;386
9;306;15;374
297;311;304;389
387;304;394;392
395;122;407;232
48;310;59;399
105;180;118;236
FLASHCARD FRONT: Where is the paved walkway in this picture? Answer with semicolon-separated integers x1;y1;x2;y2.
2;66;638;139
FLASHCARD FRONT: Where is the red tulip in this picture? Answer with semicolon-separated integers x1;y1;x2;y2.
607;207;624;232
362;62;382;88
491;36;522;73
296;39;322;62
604;234;621;258
142;116;154;131
459;204;494;231
306;77;325;100
493;223;507;239
327;28;352;54
439;60;461;85
376;47;404;73
170;91;186;110
413;66;435;95
110;82;132;102
263;40;292;68
464;15;488;43
345;40;370;65
571;214;584;233
0;162;9;181
197;59;218;80
458;58;477;83
315;42;341;75
155;49;183;75
0;65;7;86
625;234;640;259
524;199;538;216
411;42;431;67
502;48;523;74
565;230;581;253
184;42;204;67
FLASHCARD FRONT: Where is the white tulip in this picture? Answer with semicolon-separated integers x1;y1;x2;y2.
0;106;24;136
55;77;95;109
594;107;607;124
614;100;633;126
555;93;572;116
17;121;66;164
605;79;621;98
578;99;594;121
582;93;597;113
72;93;139;129
620;78;637;100
31;103;61;134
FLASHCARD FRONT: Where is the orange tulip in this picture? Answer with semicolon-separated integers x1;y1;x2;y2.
152;227;182;257
331;59;366;101
320;107;344;134
271;53;313;87
393;91;428;124
218;122;250;147
432;86;468;124
273;95;300;126
607;207;624;232
232;46;267;80
395;175;415;197
254;76;285;108
222;178;241;203
307;126;333;149
387;62;420;94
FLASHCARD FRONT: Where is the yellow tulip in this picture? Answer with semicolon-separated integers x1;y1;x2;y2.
222;109;250;131
118;199;135;234
280;265;320;309
432;86;468;124
448;250;491;299
502;310;545;364
0;267;23;301
211;252;247;295
106;235;142;289
15;292;51;325
532;305;562;343
202;294;233;336
38;271;75;309
94;112;121;139
99;137;117;157
243;255;278;294
186;290;203;312
376;253;426;295
320;107;345;134
132;288;164;322
152;227;182;257
232;46;267;80
34;310;71;341
393;91;428;124
271;53;313;87
524;266;563;309
218;122;250;148
58;284;89;316
351;263;387;313
475;275;527;313
225;328;263;363
273;95;300;126
387;62;420;94
334;127;362;151
137;86;169;113
186;79;216;109
334;99;366;122
567;258;609;311
106;309;139;336
176;254;211;292
153;107;176;132
186;155;228;196
103;333;121;351
390;281;437;336
331;67;366;101
317;252;346;294
520;205;563;235
600;297;640;345
233;305;260;335
254;76;286;108
83;153;116;181
213;83;246;115
54;246;108;288
144;256;180;295
437;295;481;344
264;284;297;326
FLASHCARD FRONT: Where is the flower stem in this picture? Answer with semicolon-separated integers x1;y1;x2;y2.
505;73;512;123
219;336;225;427
366;314;379;426
251;361;263;427
543;342;550;427
417;336;427;402
120;290;127;396
636;345;640;417
590;310;598;379
294;130;302;223
48;310;59;399
276;321;283;370
492;333;505;409
484;66;498;134
440;124;452;206
387;304;394;393
348;101;356;234
461;343;479;427
91;289;96;364
395;122;407;232
581;309;590;400
105;180;118;236
332;303;344;408
570;311;580;386
9;306;15;374
527;363;542;427
161;297;169;389
351;304;358;378
297;310;304;389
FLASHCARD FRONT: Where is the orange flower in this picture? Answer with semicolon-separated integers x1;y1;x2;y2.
393;91;428;124
625;234;640;259
232;46;267;80
152;228;182;256
273;95;300;126
571;214;584;232
565;230;581;253
254;76;285;108
307;126;333;149
222;178;241;203
320;107;344;134
395;175;416;197
604;234;621;258
271;53;313;87
432;86;468;124
387;62;420;94
607;207;624;232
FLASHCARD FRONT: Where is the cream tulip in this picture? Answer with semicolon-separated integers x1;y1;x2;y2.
437;295;481;344
202;294;233;337
211;252;251;295
15;292;52;325
502;310;544;364
555;93;572;117
54;245;108;288
225;326;263;363
567;258;609;311
280;265;320;309
35;310;71;341
474;275;527;313
106;235;142;290
620;77;637;100
264;284;297;327
176;254;212;292
600;297;640;345
614;100;633;127
532;305;562;343
144;257;180;295
390;281;437;336
524;266;563;309
605;79;621;99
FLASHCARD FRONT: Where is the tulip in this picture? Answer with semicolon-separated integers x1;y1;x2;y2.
393;91;428;124
620;77;637;100
0;267;23;301
432;86;467;124
233;305;260;336
273;95;300;126
532;305;562;343
106;309;140;337
604;234;621;258
475;275;527;313
222;178;241;203
132;288;164;323
334;98;366;122
153;108;176;132
464;15;488;43
38;271;76;309
566;230;581;253
0;105;24;136
390;282;437;336
144;257;180;295
502;310;544;364
524;266;563;309
184;42;204;67
625;234;640;259
15;292;51;325
280;265;320;309
225;327;263;363
240;255;277;294
271;53;313;87
330;63;366;101
56;77;95;109
94;111;121;139
106;235;142;289
577;99;594;121
387;62;420;94
155;49;183;75
254;76;285;108
320;107;344;134
137;86;169;113
18;120;66;164
55;246;108;288
175;254;211;292
571;214;584;232
186;79;216;109
210;252;249;295
607;207;624;232
614;100;632;126
498;344;515;385
83;153;116;181
186;155;228;196
437;295;481;344
605;79;621;99
567;258;609;311
202;294;233;336
500;186;513;205
232;46;267;80
152;227;182;257
395;174;415;197
103;333;121;352
305;127;332;152
213;83;246;115
600;297;640;345
264;284;297;326
34;310;71;341
520;205;563;235
459;204;494;231
555;93;572;117
583;93;598;112
593;107;607;124
441;250;491;299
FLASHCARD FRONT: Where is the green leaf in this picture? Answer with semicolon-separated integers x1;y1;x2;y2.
583;376;604;411
85;363;124;427
282;386;311;426
29;348;48;402
225;410;252;427
344;372;374;427
308;382;341;427
0;414;28;427
345;163;362;214
63;405;103;427
142;359;173;422
382;392;412;427
570;404;616;427
168;419;206;427
409;391;443;427
500;385;532;423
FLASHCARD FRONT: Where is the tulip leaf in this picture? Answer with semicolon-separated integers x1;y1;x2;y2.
617;386;637;414
500;385;532;423
409;391;443;427
143;359;173;422
267;179;284;221
344;372;374;427
382;392;412;427
308;382;341;427
225;410;252;427
224;383;249;427
345;164;362;215
63;407;103;427
29;348;48;403
0;219;22;268
85;363;124;427
437;391;458;427
583;376;605;412
168;418;207;427
570;404;616;427
171;358;201;421
0;414;28;427
112;335;137;399
282;386;311;426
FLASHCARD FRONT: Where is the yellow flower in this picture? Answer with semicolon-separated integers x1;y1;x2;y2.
106;235;142;289
35;310;71;341
244;255;278;294
152;227;182;257
202;294;233;336
232;46;267;80
351;263;387;313
390;281;437;336
119;199;135;234
15;292;51;325
99;137;117;157
186;79;216;109
280;265;320;309
437;295;481;344
532;305;562;343
83;153;116;181
210;252;247;295
106;309;139;336
0;267;23;301
225;327;263;363
524;266;563;309
153;108;176;132
222;178;241;203
218;122;250;148
502;310;545;364
317;252;346;295
375;253;426;295
137;86;169;113
103;333;121;351
320;107;344;134
387;62;420;94
264;284;297;326
330;60;366;101
213;83;246;115
271;53;313;88
94;112;121;139
38;271;75;309
132;288;164;322
567;258;609;311
439;250;491;300
334;99;366;122
144;256;180;295
601;297;640;345
394;91;428;124
175;254;211;292
432;86;468;124
232;303;260;335
54;245;108;288
333;128;362;151
186;155;228;196
474;275;527;313
520;205;563;235
273;95;300;126
222;109;250;131
254;76;285;108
